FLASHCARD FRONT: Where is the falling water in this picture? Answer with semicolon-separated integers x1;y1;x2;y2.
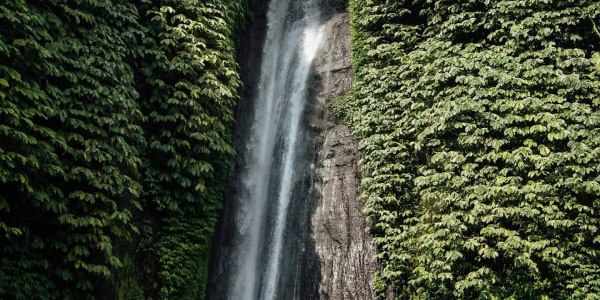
209;0;325;299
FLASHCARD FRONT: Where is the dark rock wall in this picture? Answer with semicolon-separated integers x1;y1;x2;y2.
309;12;379;300
208;4;378;299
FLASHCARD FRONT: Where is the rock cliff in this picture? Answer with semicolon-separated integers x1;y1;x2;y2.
208;8;380;300
310;12;378;300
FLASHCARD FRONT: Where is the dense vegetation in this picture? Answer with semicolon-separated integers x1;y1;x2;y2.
3;0;600;298
341;0;600;298
0;0;246;299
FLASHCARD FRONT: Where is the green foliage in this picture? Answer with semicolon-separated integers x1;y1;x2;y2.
346;0;600;298
0;0;247;298
133;0;246;298
330;94;354;124
115;254;144;300
0;0;144;298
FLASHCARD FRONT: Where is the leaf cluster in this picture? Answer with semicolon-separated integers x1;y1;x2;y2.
346;0;600;298
0;0;247;298
133;0;246;298
0;1;143;298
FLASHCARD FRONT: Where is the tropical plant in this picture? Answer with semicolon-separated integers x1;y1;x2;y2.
346;0;600;298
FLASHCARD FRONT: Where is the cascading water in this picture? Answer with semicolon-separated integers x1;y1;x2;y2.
208;0;326;299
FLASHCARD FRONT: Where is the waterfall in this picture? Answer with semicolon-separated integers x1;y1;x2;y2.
210;0;325;299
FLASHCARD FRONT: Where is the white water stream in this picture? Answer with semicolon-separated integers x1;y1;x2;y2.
224;0;325;299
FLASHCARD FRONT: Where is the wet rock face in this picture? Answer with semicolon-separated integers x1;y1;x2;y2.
313;13;354;101
310;12;378;300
